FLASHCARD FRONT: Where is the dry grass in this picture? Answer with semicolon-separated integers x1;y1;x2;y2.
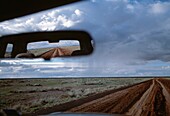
0;78;149;114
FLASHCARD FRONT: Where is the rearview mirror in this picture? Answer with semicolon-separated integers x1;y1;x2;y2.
0;31;93;60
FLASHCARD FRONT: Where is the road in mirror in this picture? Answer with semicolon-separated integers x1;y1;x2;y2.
0;31;93;60
5;40;80;59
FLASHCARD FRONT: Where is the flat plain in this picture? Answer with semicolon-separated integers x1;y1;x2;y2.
0;78;148;115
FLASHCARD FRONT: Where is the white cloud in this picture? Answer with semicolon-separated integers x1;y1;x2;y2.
150;2;168;14
0;7;82;34
57;15;74;28
25;18;34;25
127;4;135;11
1;1;170;64
75;9;83;16
63;20;75;27
37;20;56;31
1;0;170;77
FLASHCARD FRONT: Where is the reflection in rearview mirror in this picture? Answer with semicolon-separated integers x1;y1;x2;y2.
0;31;93;60
5;44;13;58
26;40;80;59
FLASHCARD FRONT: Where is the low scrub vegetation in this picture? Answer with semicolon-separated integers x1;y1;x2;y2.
0;78;149;114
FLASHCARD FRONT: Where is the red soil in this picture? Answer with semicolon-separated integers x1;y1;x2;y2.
27;79;170;116
39;48;72;59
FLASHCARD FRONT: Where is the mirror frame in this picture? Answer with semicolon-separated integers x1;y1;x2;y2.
0;31;93;59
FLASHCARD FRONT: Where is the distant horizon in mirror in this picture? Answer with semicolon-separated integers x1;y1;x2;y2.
1;0;170;78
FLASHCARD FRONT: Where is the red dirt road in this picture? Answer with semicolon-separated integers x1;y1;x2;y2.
29;79;170;116
67;79;170;116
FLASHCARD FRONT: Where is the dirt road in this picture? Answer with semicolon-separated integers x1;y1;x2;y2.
67;78;170;116
28;78;170;116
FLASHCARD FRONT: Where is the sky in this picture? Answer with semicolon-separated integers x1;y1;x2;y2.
0;0;170;78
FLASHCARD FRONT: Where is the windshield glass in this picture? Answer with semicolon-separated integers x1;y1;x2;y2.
1;0;170;78
1;1;170;116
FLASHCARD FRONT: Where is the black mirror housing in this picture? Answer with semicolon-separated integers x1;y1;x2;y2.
0;31;93;59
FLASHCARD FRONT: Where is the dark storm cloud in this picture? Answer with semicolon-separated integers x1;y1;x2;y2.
73;0;170;63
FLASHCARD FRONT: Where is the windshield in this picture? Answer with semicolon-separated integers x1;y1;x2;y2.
0;0;170;116
1;0;170;78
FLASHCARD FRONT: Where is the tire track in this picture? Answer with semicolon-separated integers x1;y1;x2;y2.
125;80;156;116
68;79;170;116
27;80;152;116
157;79;170;116
28;79;170;116
68;81;151;114
125;79;168;116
